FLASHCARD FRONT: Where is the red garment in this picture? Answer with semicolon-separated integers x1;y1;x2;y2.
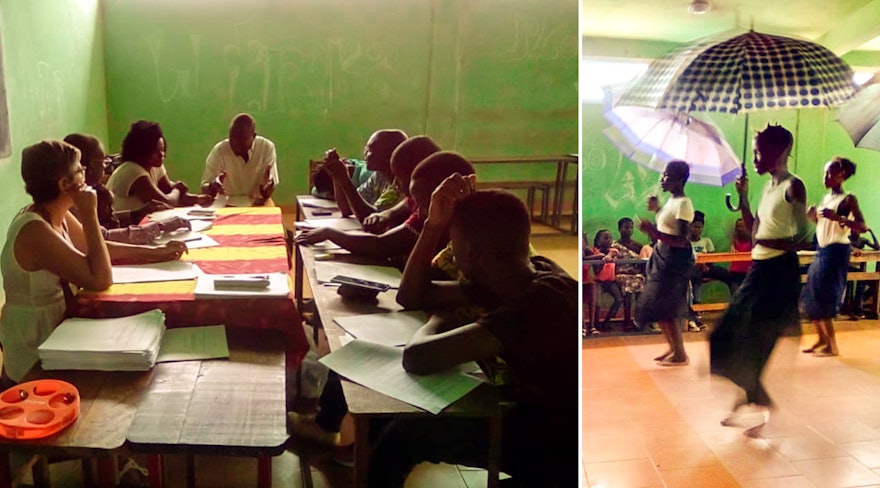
730;238;752;273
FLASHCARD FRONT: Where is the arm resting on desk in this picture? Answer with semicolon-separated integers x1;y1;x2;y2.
295;224;418;260
403;315;502;375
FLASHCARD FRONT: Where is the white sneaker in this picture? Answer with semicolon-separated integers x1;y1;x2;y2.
687;321;701;332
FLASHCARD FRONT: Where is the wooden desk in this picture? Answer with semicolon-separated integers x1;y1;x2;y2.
298;244;504;488
0;369;153;487
126;328;288;488
470;155;578;234
76;206;309;374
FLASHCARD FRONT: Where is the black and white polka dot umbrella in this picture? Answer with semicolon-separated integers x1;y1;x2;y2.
617;30;856;114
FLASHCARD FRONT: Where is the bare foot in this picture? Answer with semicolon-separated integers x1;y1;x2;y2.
654;350;673;362
657;356;689;367
812;347;838;357
802;342;825;353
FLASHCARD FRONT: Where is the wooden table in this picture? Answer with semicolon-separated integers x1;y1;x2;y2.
298;244;504;488
691;250;880;314
126;328;288;488
76;206;309;377
0;368;153;487
469;155;579;234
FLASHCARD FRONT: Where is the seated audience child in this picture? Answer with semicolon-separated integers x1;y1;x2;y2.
314;130;407;225
367;179;576;487
107;120;213;212
64;133;190;244
583;232;598;336
687;210;732;329
728;217;753;292
617;217;643;254
587;229;643;332
294;137;447;260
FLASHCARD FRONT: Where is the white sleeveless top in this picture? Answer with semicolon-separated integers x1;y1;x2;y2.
656;196;695;236
815;192;852;248
753;175;799;260
107;161;168;212
0;209;68;381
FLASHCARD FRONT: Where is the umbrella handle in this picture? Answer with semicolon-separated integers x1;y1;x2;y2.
725;193;740;212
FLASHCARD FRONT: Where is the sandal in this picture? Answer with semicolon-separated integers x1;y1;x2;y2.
657;357;689;367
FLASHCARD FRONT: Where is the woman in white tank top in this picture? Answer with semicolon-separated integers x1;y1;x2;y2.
0;141;113;383
801;157;867;357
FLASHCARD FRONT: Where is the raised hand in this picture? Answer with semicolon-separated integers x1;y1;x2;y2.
646;195;659;213
209;171;227;196
427;173;477;227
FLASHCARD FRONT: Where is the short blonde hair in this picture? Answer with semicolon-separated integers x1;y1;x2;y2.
21;140;80;203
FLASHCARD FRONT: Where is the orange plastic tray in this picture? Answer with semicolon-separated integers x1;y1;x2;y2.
0;380;80;440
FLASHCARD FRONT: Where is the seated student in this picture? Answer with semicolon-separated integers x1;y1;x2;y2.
64;133;190;244
289;152;478;461
0;141;188;387
583;232;599;336
107;120;213;212
201;113;279;205
313;130;407;225
728;217;752;293
294;136;443;260
687;210;733;329
368;179;577;487
617;217;643;254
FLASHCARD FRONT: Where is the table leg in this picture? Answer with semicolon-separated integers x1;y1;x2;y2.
0;453;10;488
487;414;502;488
147;454;164;488
552;161;565;230
295;244;304;310
353;416;370;488
97;456;116;488
257;456;272;488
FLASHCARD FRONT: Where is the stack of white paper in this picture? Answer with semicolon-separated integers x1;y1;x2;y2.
333;312;428;347
38;310;166;371
112;261;198;284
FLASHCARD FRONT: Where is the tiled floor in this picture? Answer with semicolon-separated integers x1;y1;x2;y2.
583;317;880;488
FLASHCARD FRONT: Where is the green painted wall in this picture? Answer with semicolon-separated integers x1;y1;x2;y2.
0;0;109;298
101;0;578;206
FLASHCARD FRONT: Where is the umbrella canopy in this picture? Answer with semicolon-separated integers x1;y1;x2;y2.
603;86;741;187
837;77;880;151
617;30;856;114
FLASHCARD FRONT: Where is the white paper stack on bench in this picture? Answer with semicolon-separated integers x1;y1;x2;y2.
38;309;166;371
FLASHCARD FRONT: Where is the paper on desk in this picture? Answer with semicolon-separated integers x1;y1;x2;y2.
112;261;197;284
225;195;256;207
304;217;362;231
189;220;213;233
211;194;229;208
150;206;215;222
319;340;482;414
154;229;220;249
156;325;229;363
38;309;166;371
305;240;342;251
334;312;428;347
300;197;339;209
314;261;403;288
193;272;290;299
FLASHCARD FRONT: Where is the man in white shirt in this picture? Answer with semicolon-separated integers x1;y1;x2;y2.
202;113;279;205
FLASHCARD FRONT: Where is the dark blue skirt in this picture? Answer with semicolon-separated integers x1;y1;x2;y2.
801;243;851;319
635;241;694;324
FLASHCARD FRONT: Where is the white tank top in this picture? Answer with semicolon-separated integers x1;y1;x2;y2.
753;175;799;260
0;209;69;381
815;191;852;247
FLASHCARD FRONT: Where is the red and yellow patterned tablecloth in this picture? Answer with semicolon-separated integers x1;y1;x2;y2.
76;206;307;368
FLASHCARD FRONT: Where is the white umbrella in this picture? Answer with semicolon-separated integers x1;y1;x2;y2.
837;74;880;151
603;86;741;187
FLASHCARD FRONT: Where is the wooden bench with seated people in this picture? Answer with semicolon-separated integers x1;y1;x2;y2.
691;250;880;316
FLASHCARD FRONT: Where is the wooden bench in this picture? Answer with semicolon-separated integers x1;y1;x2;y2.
476;180;551;221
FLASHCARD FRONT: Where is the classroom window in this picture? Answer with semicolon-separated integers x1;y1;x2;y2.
580;58;649;103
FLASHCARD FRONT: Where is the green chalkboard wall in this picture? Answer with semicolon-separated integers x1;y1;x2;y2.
102;0;578;205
